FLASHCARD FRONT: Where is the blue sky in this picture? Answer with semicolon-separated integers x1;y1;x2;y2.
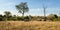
0;0;60;16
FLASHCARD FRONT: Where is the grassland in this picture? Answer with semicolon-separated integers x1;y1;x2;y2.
0;21;60;30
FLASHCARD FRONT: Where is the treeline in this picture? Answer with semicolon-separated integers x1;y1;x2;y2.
0;2;60;21
0;11;60;21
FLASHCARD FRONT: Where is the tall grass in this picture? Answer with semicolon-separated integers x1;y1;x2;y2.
0;21;60;30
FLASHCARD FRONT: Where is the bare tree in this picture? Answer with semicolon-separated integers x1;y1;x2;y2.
43;5;47;21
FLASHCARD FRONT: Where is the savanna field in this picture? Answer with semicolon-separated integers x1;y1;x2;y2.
0;21;60;30
0;0;60;30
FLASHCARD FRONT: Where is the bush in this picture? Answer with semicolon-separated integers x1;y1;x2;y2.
24;16;30;21
47;14;58;21
0;15;4;21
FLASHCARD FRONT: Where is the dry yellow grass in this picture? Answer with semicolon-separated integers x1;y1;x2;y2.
0;21;60;30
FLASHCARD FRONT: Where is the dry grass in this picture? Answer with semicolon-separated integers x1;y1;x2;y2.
0;21;60;30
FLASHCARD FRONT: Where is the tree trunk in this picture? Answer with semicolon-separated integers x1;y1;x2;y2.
22;11;24;17
6;15;7;21
22;10;24;20
44;7;46;21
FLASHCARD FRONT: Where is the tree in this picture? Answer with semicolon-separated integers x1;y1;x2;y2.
16;2;29;16
43;5;47;21
4;11;11;20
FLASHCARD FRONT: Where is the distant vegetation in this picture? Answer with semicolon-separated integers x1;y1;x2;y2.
0;2;60;21
0;11;60;21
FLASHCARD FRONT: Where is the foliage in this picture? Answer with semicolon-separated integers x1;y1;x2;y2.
16;2;29;16
4;11;12;21
47;14;58;21
0;15;4;21
0;11;60;21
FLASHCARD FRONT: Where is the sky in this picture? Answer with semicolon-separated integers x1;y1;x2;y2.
0;0;60;16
